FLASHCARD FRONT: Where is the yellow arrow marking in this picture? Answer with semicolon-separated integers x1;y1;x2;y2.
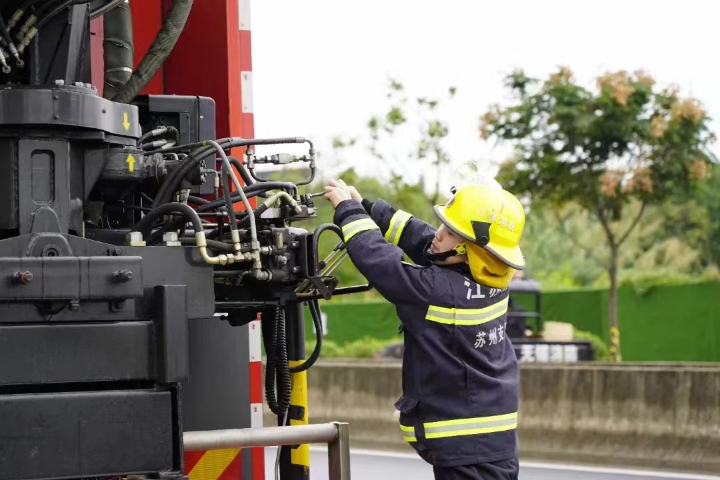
126;154;135;173
123;112;131;131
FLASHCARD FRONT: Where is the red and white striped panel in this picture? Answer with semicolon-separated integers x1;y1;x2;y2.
238;1;263;478
248;315;263;430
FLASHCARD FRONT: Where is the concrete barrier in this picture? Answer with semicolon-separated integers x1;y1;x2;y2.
264;360;720;473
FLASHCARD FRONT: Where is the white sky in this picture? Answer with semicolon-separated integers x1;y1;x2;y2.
251;0;720;194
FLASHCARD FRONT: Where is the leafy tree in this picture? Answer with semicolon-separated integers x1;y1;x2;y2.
522;200;719;292
480;67;716;360
334;78;457;207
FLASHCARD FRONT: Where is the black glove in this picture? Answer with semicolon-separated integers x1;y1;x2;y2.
361;198;375;215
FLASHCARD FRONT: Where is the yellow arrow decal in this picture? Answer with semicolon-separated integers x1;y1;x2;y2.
123;112;131;131
126;154;135;173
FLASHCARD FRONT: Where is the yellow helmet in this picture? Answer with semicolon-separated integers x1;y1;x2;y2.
434;184;526;271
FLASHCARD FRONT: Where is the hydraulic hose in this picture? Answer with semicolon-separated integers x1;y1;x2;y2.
36;0;84;29
178;237;234;252
139;125;180;145
221;165;239;231
229;155;254;186
207;140;262;274
102;0;133;99
133;202;202;238
263;306;291;416
288;299;323;374
187;195;210;205
0;14;22;67
112;0;193;104
153;138;304;209
152;146;215;208
197;182;298;213
90;0;126;19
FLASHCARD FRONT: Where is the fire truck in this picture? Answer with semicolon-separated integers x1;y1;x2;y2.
0;1;353;479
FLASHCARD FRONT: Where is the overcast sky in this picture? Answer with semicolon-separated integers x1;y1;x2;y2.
251;0;719;193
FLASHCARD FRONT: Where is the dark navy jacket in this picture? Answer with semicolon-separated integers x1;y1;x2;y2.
334;198;519;467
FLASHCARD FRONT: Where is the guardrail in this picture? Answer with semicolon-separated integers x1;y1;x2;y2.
184;422;351;479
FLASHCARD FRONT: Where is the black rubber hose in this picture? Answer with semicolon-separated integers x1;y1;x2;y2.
227;155;254;186
112;0;193;104
139;125;181;145
133;202;202;238
153;150;208;208
153;144;219;208
263;306;291;416
221;166;238;227
288;299;323;374
196;183;293;212
102;0;133;99
36;0;85;29
153;137;302;208
312;224;343;271
178;237;233;252
90;0;125;20
187;195;210;205
205;203;266;240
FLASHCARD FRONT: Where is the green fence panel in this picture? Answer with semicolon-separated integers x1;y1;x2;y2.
541;289;608;342
617;282;720;362
305;301;401;345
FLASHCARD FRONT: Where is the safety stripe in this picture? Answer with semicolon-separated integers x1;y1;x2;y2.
424;412;518;440
425;297;509;325
342;218;379;241
400;424;417;443
385;210;412;245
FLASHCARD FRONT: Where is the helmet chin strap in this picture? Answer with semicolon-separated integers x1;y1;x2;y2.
423;241;467;262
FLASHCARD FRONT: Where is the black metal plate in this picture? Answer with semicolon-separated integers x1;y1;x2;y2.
0;86;141;139
0;322;153;385
0;389;176;480
0;256;143;301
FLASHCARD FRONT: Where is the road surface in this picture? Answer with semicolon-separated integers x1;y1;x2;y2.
264;447;720;480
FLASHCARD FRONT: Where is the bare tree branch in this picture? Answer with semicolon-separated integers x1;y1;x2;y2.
595;207;617;250
552;209;606;268
618;201;647;246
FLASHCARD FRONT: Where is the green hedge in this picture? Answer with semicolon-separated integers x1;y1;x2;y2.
304;281;720;362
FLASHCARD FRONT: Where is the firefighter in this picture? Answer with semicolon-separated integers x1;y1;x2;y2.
324;178;525;480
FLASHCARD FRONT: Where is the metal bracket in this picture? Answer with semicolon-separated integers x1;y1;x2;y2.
309;276;338;301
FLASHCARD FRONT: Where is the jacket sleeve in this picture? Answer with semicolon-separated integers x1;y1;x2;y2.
334;199;436;307
364;198;437;267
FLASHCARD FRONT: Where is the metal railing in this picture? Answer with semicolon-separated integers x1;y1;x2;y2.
184;422;351;479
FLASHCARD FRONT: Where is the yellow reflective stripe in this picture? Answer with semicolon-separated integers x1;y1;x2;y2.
400;424;417;443
425;422;517;439
425;297;509;325
342;218;379;241
424;412;518;440
384;210;413;245
424;412;517;429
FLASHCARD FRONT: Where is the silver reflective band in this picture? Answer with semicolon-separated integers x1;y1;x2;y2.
342;218;379;241
425;297;509;325
385;210;412;245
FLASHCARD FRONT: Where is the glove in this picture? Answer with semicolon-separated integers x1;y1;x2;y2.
361;198;375;215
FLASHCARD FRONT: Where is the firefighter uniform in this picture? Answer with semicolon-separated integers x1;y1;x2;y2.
333;197;520;473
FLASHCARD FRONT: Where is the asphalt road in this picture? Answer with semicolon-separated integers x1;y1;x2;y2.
264;447;720;480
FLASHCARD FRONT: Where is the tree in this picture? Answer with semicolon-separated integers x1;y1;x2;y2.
480;67;716;360
334;78;457;207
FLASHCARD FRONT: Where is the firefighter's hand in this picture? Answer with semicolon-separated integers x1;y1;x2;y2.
324;181;352;209
328;179;362;202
